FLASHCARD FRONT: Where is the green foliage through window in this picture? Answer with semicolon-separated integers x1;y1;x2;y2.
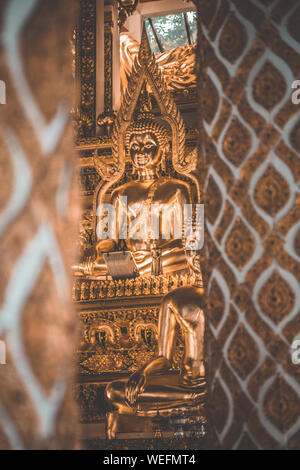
145;11;197;53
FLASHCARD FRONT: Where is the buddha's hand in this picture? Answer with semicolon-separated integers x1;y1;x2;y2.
125;371;146;406
95;239;117;259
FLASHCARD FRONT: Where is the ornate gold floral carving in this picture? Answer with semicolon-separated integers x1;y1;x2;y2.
104;11;113;115
117;0;138;28
77;306;184;374
77;210;96;261
73;273;194;302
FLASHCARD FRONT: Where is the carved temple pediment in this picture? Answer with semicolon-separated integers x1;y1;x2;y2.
94;26;198;189
120;32;196;101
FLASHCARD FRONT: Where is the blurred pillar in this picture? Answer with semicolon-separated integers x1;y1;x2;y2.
0;0;79;449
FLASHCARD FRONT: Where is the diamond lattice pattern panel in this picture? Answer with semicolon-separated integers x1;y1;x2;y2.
197;0;300;450
0;0;78;449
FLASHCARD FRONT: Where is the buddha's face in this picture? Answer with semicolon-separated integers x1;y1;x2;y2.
129;132;161;169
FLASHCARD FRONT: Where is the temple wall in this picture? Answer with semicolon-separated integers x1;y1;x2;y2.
0;0;79;449
197;0;300;450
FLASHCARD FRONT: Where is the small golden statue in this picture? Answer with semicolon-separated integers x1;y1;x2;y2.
105;244;206;439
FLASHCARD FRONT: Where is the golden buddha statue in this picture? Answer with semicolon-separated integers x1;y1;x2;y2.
105;242;206;439
92;107;192;277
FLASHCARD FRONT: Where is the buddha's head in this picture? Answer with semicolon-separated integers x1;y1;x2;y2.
185;238;202;275
125;116;169;173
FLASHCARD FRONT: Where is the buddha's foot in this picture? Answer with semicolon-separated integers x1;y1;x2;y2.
106;411;119;439
190;388;206;404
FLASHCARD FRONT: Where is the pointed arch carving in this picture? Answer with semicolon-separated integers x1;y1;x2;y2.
94;25;198;200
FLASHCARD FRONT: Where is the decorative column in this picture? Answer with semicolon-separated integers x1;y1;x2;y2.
197;0;300;450
97;1;120;135
104;9;114;114
77;0;97;139
0;0;78;449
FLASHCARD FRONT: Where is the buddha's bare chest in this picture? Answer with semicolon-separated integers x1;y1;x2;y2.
119;182;183;209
